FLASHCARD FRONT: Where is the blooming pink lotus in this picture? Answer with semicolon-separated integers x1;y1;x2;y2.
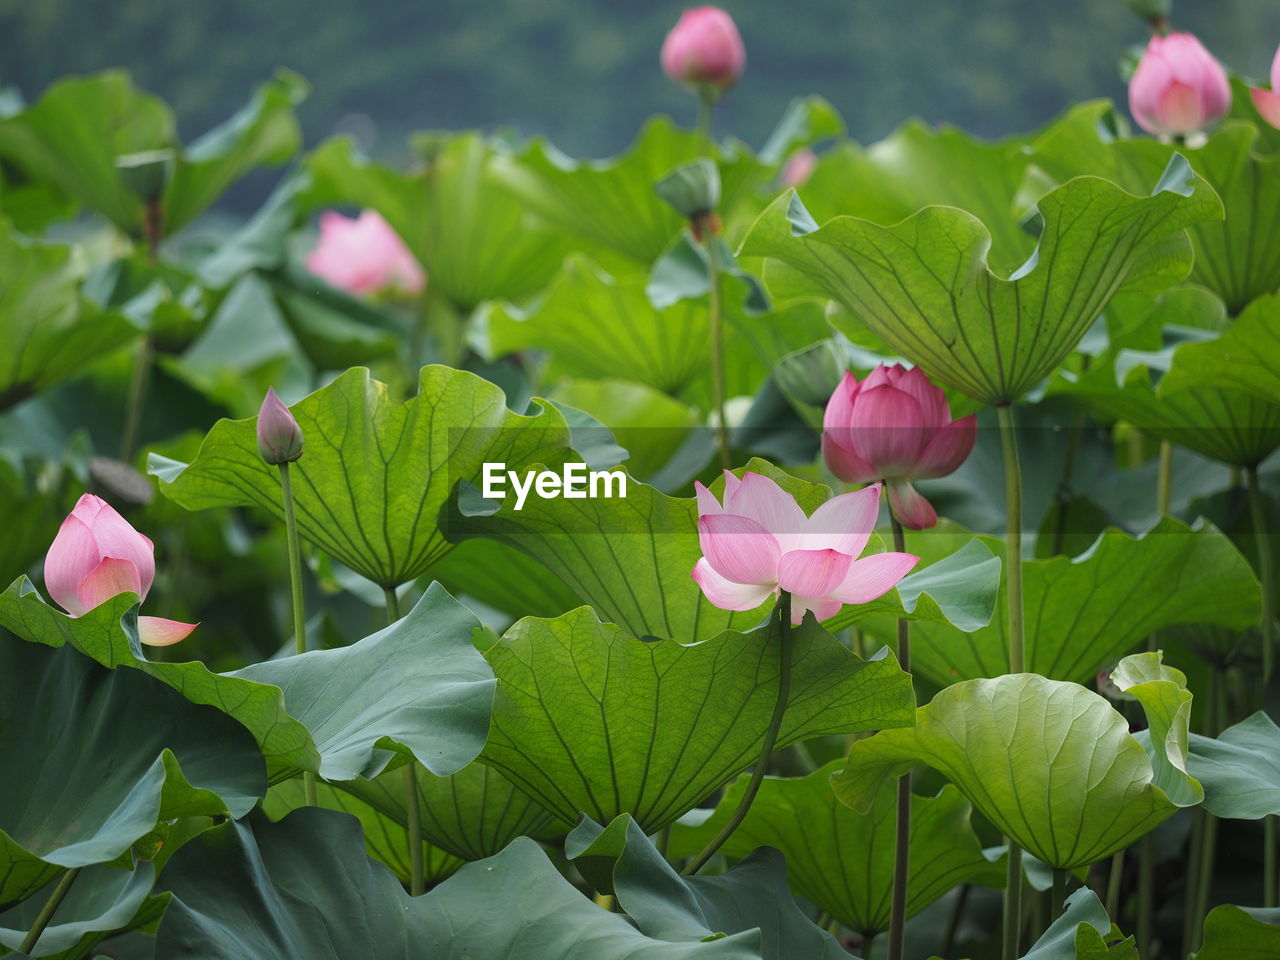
1128;31;1231;137
691;471;918;625
44;494;197;646
305;210;425;298
1250;44;1280;129
661;7;746;96
822;365;977;530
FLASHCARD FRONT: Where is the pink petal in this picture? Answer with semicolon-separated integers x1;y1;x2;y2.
887;478;938;530
694;480;725;518
1252;88;1280;130
913;415;977;480
1272;43;1280;96
44;513;103;616
75;557;143;613
790;595;842;625
831;552;920;605
822;432;880;484
1157;81;1206;135
692;558;775;612
801;483;882;556
894;366;950;427
776;548;852;599
724;472;809;551
821;372;860;433
698;514;781;585
79;501;155;601
721;470;742;501
137;616;199;647
848;384;929;477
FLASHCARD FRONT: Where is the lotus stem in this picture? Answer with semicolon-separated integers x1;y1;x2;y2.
682;591;793;876
697;91;713;142
278;462;318;807
705;234;731;471
1247;466;1277;907
119;335;153;462
1105;849;1124;919
939;884;970;959
1051;867;1069;920
1156;441;1173;515
19;867;80;955
886;512;912;960
384;585;425;896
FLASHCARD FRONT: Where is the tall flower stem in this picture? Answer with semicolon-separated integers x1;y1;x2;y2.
1156;441;1174;516
683;591;793;876
120;204;163;463
1051;867;1069;920
19;868;80;955
1247;465;1276;906
886;512;912;960
697;91;713;142
998;403;1025;960
384;585;425;896
704;233;731;471
278;462;317;807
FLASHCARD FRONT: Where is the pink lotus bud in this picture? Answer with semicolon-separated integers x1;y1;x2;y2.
43;494;197;646
1249;44;1280;129
257;388;303;465
305;210;425;298
660;7;746;96
1128;32;1231;137
822;365;977;530
691;470;917;624
778;149;817;189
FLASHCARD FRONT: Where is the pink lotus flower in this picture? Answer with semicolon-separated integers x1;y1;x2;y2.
1128;32;1231;137
691;471;918;625
661;7;746;96
822;365;977;530
257;387;303;465
1250;44;1280;129
44;494;197;646
778;148;817;189
305;210;425;298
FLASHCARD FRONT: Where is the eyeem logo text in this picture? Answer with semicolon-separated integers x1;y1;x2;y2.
482;462;628;510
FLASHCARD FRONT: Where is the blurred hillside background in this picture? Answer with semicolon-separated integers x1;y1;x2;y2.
2;0;1280;213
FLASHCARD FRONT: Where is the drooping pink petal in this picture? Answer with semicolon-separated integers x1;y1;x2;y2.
692;558;775;611
724;472;809;551
83;501;156;600
800;483;881;556
887;478;938;530
75;557;144;613
822;432;880;484
847;384;928;477
830;552;920;605
698;514;781;585
44;513;103;616
137;616;199;647
776;548;852;599
1251;87;1280;130
789;595;842;625
913;415;978;480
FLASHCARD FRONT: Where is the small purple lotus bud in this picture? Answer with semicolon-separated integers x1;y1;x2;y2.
257;388;303;465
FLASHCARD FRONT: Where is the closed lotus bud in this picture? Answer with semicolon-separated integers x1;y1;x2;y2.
257;388;303;465
1128;32;1231;137
1249;44;1280;130
660;7;746;97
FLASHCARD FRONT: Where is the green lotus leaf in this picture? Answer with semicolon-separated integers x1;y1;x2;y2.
150;364;573;588
1020;888;1115;960
427;537;581;621
740;156;1221;405
155;809;760;959
669;762;1003;936
1159;293;1280;407
1187;711;1280;819
567;814;847;959
481;605;913;833
832;654;1202;869
0;636;264;907
1191;904;1280;960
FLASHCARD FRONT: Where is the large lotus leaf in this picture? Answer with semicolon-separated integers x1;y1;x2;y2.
831;655;1202;869
568;814;846;960
0;636;264;907
1019;888;1118;960
1191;905;1280;960
427;537;581;620
1187;711;1280;819
300;132;573;310
1030;103;1280;314
156;809;760;959
1160;293;1280;406
798;121;1034;274
0;226;140;411
449;458;998;645
490;116;773;265
0;864;163;959
0;71;303;238
740;156;1220;405
231;583;494;781
149;364;572;588
875;517;1260;686
669;763;1003;936
0;580;317;783
480;605;913;833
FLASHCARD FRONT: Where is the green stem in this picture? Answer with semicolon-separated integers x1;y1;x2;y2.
1156;440;1173;516
683;591;793;876
1004;844;1025;960
19;868;80;954
119;335;153;462
1105;849;1124;920
384;585;423;896
1050;403;1087;556
705;236;731;471
697;92;713;142
1247;466;1277;908
1051;867;1068;920
279;462;318;807
887;513;911;960
939;884;970;959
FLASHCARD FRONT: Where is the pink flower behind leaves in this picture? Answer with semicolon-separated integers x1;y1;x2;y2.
305;210;425;298
778;149;817;189
1128;32;1231;137
1250;44;1280;129
691;471;918;625
822;364;977;530
44;494;197;646
661;7;746;95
